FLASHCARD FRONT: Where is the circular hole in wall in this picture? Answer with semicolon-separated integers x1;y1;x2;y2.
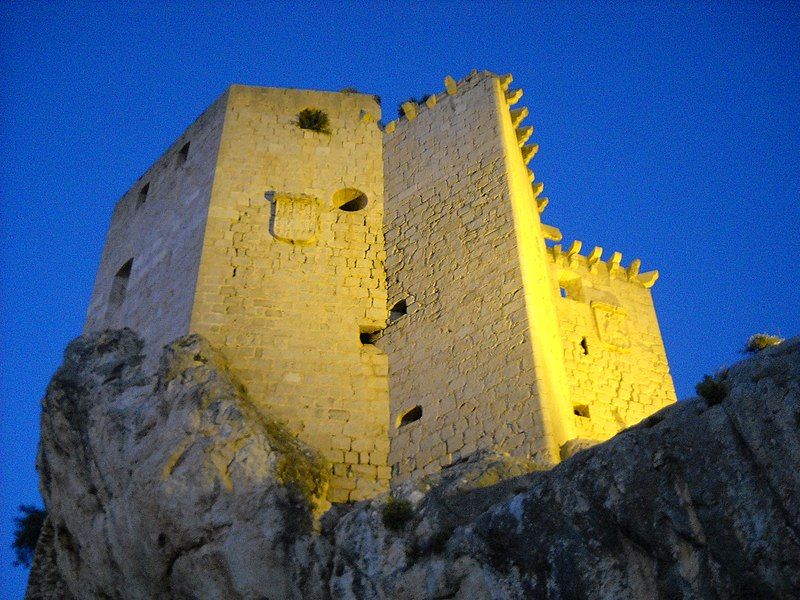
333;188;368;212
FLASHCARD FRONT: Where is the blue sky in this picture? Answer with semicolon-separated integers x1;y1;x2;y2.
1;2;798;595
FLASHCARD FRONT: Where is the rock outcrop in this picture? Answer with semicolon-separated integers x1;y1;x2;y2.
30;330;800;599
34;330;329;599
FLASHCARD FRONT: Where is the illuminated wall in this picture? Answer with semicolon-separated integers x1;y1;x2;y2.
380;72;574;482
86;73;677;499
84;92;228;359
548;245;676;440
189;86;390;503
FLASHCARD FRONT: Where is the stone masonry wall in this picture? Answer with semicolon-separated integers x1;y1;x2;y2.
189;86;389;502
380;73;572;483
548;246;677;440
84;91;229;360
83;75;678;502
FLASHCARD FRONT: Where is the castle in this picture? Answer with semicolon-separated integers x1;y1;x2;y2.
84;71;677;503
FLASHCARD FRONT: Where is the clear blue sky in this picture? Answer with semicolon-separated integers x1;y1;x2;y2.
1;2;798;596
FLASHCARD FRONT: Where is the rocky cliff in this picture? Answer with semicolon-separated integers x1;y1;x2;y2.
28;330;800;599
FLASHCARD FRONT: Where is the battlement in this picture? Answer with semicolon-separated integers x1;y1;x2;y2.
85;72;676;501
547;241;660;288
383;70;498;134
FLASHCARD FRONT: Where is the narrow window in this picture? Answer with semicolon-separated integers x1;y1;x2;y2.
333;188;368;212
178;142;190;164
573;405;590;418
398;405;422;427
137;183;149;207
559;287;568;298
108;258;133;312
580;337;589;355
359;326;382;345
389;299;407;322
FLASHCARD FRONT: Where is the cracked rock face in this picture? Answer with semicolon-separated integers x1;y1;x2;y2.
329;339;800;599
35;329;330;599
31;331;800;599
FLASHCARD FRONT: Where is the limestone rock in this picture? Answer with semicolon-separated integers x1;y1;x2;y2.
30;331;800;599
35;329;330;599
331;338;800;598
24;516;74;600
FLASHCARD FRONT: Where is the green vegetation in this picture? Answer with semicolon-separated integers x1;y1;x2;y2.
744;333;784;354
381;496;414;531
428;526;453;553
12;505;46;568
696;373;728;406
296;108;331;134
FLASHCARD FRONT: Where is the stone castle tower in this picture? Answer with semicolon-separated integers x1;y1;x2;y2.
85;71;676;502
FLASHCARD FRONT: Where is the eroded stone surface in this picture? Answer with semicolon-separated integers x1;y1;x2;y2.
30;331;800;599
331;338;800;598
35;329;329;600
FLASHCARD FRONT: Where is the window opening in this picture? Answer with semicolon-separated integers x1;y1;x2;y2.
178;142;190;164
399;405;422;427
333;188;368;212
580;337;589;355
389;299;408;322
573;405;590;418
108;258;133;312
360;331;377;345
359;325;383;345
137;183;149;207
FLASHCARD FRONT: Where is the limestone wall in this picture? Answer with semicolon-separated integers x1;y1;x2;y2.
380;73;572;483
189;86;389;502
83;75;678;501
548;246;677;439
84;91;229;359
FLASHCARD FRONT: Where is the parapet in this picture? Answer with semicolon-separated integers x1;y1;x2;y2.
547;241;660;288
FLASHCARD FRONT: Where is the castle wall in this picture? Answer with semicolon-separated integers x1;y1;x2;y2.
189;86;390;502
84;75;678;502
380;73;573;483
548;249;677;439
84;92;229;359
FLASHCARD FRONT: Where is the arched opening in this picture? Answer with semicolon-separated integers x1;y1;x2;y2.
333;188;368;212
389;298;407;322
398;405;422;427
108;258;133;313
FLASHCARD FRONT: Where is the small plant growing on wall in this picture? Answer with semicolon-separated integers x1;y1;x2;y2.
695;372;728;406
296;108;331;134
381;496;414;531
12;505;46;568
744;333;784;354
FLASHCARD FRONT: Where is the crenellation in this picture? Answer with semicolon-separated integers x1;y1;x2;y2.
505;88;524;105
85;71;676;502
